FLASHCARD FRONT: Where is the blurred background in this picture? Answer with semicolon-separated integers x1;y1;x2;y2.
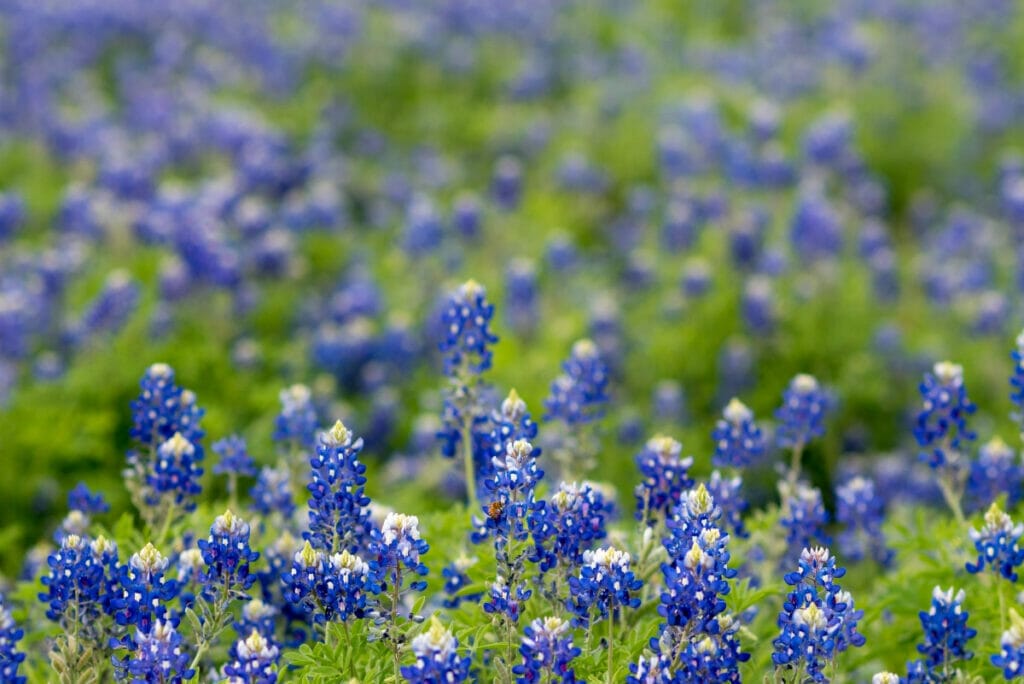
0;0;1023;575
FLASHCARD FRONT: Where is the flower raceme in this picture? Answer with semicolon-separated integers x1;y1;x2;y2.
966;503;1024;581
567;546;642;628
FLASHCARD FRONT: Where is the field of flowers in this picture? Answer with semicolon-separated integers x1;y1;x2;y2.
2;0;1024;682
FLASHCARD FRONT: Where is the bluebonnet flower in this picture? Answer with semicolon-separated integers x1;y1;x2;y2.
250;466;295;519
835;476;893;566
775;374;830;451
401;618;471;683
213;435;257;477
55;509;91;543
741;276;776;334
872;674;901;684
199;510;260;594
234;599;278;642
39;534;105;625
780;484;830;560
545;339;610;427
492;156;523;211
144;432;204;511
442;556;482;609
673;615;749;682
72;271;140;346
634;435;694;525
111;543;180;634
439;280;498;376
659;485;736;642
567;546;642;628
712;398;766;469
968;437;1021;510
307;420;372;553
371;513;429;613
67;482;110;514
273;384;319;449
130;363;205;447
224;629;280;683
906;587;976;681
112;619;194;683
474;438;543;548
966;503;1024;581
0;594;26;684
483;574;532;624
708;470;748;539
513;616;581;683
992;608;1024;680
282;541;378;624
915;361;976;470
627;653;674;683
529;481;612;572
773;547;865;682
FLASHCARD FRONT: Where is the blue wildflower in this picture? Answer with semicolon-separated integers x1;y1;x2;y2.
567;546;642;628
483;574;532;624
966;503;1024;581
282;541;378;625
67;482;110;515
111;543;180;634
144;432;204;511
529;481;612;572
442;556;482;609
250;466;295;519
992;609;1024;680
967;437;1021;510
674;615;749;682
306;420;372;554
780;484;830;561
914;361;976;470
273;384;319;449
773;547;865;682
712;398;766;469
513;616;581;683
213;435;257;477
545;339;610;427
1011;330;1024;428
112;619;194;683
775;374;830;450
474;438;543;548
371;513;429;613
199;510;260;594
0;594;26;684
439;280;498;376
39;534;105;625
401;618;471;684
130;363;205;447
224;629;280;683
627;653;674;683
634;435;694;525
906;587;976;680
708;470;748;539
836;476;893;566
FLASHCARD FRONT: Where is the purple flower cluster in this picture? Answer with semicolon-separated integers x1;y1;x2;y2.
544;339;610;427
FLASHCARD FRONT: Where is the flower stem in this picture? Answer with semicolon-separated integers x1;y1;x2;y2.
937;472;965;526
605;616;614;684
462;416;477;506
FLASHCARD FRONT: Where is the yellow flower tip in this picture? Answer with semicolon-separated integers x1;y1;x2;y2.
328;419;351;445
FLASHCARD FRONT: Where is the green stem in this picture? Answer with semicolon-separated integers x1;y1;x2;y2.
606;615;614;684
937;472;965;526
1000;579;1008;634
462;416;476;507
787;441;805;487
188;642;209;680
155;498;175;546
228;473;238;512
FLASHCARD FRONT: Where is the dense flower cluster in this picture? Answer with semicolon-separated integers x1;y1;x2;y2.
282;541;379;624
544;339;610;426
528;481;612;572
966;503;1024;581
273;384;319;448
224;629;280;683
835;476;893;566
513;616;581;683
775;374;830;449
401;619;471;684
914;361;977;470
129;363;205;447
780;484;830;559
198;510;260;593
906;587;976;681
1011;330;1024;428
439;280;498;376
213;435;257;477
967;437;1021;510
112;619;194;683
634;435;694;524
111;543;180;635
772;547;865;682
306;420;372;553
567;546;642;628
0;595;26;684
992;609;1024;680
712;398;766;469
